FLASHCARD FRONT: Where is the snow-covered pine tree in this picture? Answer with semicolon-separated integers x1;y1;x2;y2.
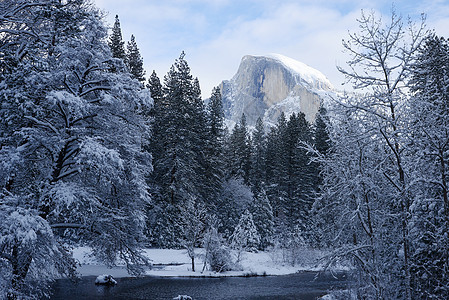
314;105;330;157
408;34;449;299
312;105;330;191
145;71;164;214
126;34;145;83
190;77;210;202
249;189;274;250
230;209;260;262
264;112;314;239
0;1;152;298
108;15;126;60
308;104;331;246
147;70;163;106
286;112;314;234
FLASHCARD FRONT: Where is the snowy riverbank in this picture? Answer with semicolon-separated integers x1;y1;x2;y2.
72;247;330;278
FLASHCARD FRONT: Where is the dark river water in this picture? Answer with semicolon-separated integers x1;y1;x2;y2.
49;271;350;300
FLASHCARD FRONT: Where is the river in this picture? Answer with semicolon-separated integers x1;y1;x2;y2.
50;271;350;299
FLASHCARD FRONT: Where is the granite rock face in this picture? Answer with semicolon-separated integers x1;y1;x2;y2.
219;54;333;127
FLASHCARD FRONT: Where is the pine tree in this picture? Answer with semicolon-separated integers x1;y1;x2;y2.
147;70;163;104
146;70;163;123
230;209;260;261
408;35;449;299
146;70;164;175
265;113;288;220
227;114;252;184
251;117;266;195
312;104;330;190
250;189;274;250
287;112;314;233
126;34;145;82
205;87;226;206
264;112;315;245
148;52;207;247
108;15;126;60
314;105;330;156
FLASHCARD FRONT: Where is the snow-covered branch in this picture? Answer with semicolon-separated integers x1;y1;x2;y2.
23;116;59;135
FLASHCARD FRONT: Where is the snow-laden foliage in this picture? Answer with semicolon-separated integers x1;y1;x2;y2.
407;35;449;299
230;209;261;260
0;199;76;299
94;274;117;285
201;222;234;273
315;10;432;299
215;178;254;237
0;0;152;298
179;198;207;272
249;188;274;250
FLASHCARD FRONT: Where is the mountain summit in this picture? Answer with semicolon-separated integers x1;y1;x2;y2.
219;54;333;127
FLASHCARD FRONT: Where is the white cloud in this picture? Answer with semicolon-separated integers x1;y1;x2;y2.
93;0;449;98
188;3;362;96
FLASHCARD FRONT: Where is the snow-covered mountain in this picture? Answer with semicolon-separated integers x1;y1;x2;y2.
219;54;334;128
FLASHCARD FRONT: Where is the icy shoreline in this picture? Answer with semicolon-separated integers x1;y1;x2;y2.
72;247;329;278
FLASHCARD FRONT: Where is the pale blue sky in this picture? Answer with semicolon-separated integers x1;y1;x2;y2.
93;0;449;97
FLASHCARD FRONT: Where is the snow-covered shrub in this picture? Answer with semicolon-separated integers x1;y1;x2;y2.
270;224;309;266
202;223;234;272
216;178;254;238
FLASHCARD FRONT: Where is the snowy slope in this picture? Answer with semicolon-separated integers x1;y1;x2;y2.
260;53;333;90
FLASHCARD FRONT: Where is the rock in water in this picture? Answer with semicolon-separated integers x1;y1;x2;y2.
173;295;193;300
219;54;334;127
95;274;117;285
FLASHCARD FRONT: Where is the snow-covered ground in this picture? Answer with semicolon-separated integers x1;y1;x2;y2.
72;247;328;278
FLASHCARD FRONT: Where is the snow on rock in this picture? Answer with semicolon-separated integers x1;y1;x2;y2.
173;295;192;300
218;54;335;128
261;53;332;89
95;274;117;285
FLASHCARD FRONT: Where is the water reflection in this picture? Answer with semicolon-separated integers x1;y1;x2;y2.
50;271;349;300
